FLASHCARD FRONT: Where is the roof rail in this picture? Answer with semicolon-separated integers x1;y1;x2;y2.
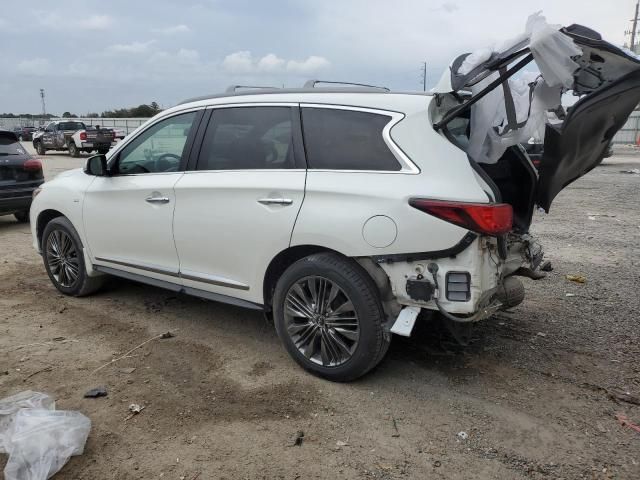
225;85;280;93
303;79;390;92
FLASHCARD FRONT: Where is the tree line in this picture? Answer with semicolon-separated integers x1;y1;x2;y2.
2;102;162;119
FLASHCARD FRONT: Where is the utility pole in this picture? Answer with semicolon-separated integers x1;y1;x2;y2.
40;89;46;118
627;1;639;53
420;62;427;92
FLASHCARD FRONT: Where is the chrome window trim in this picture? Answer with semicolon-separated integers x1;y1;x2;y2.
299;103;420;175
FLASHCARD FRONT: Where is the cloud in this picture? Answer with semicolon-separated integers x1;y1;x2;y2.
153;24;191;35
440;2;459;13
257;54;286;72
17;58;51;75
286;56;331;74
37;12;113;30
222;51;330;75
80;15;113;30
105;40;156;55
222;51;254;73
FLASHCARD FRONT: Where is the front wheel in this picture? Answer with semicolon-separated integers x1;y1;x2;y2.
273;253;390;382
35;141;46;155
68;142;79;157
42;217;104;296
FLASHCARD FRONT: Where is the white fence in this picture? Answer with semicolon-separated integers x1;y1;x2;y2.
612;110;640;145
0;117;148;135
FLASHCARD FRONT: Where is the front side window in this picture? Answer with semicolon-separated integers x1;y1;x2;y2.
114;111;197;174
301;108;401;171
197;107;295;170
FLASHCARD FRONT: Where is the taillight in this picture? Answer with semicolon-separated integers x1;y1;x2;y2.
409;198;513;236
23;159;42;172
80;132;87;141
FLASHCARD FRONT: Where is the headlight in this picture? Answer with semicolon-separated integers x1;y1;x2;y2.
32;187;42;199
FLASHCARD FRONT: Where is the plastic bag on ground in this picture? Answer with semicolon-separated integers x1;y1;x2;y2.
0;391;91;480
0;391;55;454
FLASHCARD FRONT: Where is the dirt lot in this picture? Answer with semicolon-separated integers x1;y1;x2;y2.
1;145;639;479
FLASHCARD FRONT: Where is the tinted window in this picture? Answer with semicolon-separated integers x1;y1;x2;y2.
301;108;400;171
115;112;196;174
0;135;27;155
197;107;295;170
57;122;86;131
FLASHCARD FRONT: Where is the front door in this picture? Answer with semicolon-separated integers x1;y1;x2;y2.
83;110;201;282
173;105;306;304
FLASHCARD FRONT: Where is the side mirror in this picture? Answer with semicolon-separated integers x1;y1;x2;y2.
84;154;108;176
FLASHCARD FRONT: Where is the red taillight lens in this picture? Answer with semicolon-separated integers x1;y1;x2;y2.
23;159;42;172
409;199;513;236
80;132;87;141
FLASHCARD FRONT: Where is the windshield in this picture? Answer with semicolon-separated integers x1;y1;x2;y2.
0;136;27;156
57;122;86;131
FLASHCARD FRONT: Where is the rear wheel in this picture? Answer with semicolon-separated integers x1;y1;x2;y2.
273;253;390;382
97;148;109;155
14;211;29;223
42;217;104;296
68;142;79;157
35;141;46;156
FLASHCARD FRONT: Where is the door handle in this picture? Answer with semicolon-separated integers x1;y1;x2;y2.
145;196;170;204
257;198;293;206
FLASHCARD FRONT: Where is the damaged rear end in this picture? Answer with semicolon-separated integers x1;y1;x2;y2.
388;14;640;333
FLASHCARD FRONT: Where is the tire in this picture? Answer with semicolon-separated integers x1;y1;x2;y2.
14;211;29;223
273;252;389;382
97;148;109;155
68;142;79;157
42;217;104;297
35;141;46;156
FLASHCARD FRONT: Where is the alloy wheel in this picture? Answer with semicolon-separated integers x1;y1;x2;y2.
283;276;360;367
46;230;80;287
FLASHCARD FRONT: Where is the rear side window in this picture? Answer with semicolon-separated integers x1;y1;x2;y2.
0;135;27;156
197;107;295;170
301;108;401;171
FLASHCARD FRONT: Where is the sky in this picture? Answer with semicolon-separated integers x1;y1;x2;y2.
0;0;634;115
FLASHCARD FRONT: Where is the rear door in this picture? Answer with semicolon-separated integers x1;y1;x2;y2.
172;104;306;305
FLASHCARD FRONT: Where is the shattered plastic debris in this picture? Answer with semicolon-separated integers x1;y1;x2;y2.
615;413;640;434
620;168;640;174
565;293;576;297
128;403;144;414
457;431;469;440
540;261;553;272
0;391;90;480
565;274;586;284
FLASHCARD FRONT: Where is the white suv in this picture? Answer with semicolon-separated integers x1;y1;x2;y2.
30;22;640;380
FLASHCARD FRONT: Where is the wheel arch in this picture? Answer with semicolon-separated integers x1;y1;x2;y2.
263;245;346;309
36;209;65;250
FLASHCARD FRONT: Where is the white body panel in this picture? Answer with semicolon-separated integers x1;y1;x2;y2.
83;173;184;282
173;170;306;303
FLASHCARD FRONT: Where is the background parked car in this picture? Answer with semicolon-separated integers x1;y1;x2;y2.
0;129;43;222
32;120;115;157
13;126;36;141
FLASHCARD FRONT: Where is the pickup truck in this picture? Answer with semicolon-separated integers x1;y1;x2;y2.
32;121;115;157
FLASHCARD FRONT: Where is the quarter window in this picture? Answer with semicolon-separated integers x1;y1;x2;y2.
114;112;197;174
301;108;401;171
197;107;295;170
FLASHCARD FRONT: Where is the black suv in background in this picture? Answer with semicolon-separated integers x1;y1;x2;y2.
0;130;44;222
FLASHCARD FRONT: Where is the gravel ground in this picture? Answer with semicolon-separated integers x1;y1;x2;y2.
1;145;639;479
